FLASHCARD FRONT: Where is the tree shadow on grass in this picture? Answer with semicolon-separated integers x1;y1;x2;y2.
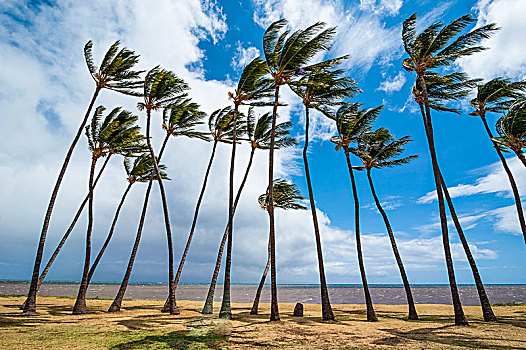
110;329;227;350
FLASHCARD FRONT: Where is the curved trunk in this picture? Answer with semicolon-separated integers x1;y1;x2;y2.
201;148;255;314
366;169;417;320
250;229;271;315
302;106;335;321
86;182;133;285
268;84;280;322
161;141;218;312
24;87;101;314
109;134;170;313
219;104;239;320
514;150;526;168
418;74;467;326
72;155;98;314
480;116;526;245
344;150;377;322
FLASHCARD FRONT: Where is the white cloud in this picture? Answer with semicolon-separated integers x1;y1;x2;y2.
360;0;403;16
231;41;260;71
458;0;526;80
377;71;406;93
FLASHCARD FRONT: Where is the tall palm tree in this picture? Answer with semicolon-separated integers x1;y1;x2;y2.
351;128;419;320
137;66;189;314
328;103;382;322
160;106;241;313
251;178;307;315
495;99;526;171
402;13;498;325
220;56;274;319
202;110;296;314
470;79;526;241
72;106;144;314
289;68;359;320
108;99;205;313
262;18;339;321
24;40;143;314
86;155;168;285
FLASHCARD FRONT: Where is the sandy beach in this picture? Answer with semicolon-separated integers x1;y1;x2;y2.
1;295;525;349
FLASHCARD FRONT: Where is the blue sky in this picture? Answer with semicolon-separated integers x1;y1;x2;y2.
0;0;525;286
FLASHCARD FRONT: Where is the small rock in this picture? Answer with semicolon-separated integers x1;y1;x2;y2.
293;303;303;317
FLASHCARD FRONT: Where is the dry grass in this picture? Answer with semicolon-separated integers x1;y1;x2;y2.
1;295;525;349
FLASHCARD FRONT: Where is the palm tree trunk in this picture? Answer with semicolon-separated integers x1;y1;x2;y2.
24;86;101;314
344;150;377;322
202;147;256;314
86;182;133;285
72;155;98;314
302;107;335;321
161;140;218;312
514;150;526;168
21;155;111;310
250;229;271;315
417;74;468;326
109;134;170;313
366;169;417;320
145;110;176;315
480;116;526;244
268;84;280;322
220;104;239;320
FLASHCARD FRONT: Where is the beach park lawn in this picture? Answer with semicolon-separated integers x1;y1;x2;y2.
1;295;525;349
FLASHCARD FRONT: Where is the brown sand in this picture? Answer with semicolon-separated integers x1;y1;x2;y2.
1;296;525;349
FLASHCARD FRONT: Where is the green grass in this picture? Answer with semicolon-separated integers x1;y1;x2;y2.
491;302;525;306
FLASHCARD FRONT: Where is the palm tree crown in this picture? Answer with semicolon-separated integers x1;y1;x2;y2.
494;99;526;153
470;78;526;117
258;179;307;211
329;104;383;151
138;66;189;112
208;107;246;142
230;57;274;106
246;109;296;149
162;98;209;141
124;154;169;184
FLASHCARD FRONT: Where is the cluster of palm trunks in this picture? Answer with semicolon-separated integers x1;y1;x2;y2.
21;12;526;327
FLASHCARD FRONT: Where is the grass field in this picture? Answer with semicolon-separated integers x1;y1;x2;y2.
1;295;525;349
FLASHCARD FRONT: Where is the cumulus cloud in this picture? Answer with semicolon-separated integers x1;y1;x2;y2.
377;71;407;93
360;0;403;16
231;41;260;71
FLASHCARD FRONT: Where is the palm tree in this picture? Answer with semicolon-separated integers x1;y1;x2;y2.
202;110;296;314
328;103;382;322
72;106;144;314
262;18;339;321
469;79;526;242
137;66;189;314
86;155;168;285
24;40;143;314
159;106;241;313
251;178;307;315
495;99;526;170
402;13;498;325
351;128;419;320
289;68;359;320
220;56;274;320
108;97;205;313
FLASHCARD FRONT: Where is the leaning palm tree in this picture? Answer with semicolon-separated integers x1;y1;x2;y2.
202;110;296;314
351;128;419;320
251;178;307;315
262;18;339;321
108;97;205;313
159;106;242;313
72;106;144;314
86;155;168;286
289;68;359;320
328;103;382;322
469;79;526;241
402;12;498;325
137;66;189;314
495;99;526;170
220;56;274;320
24;40;143;314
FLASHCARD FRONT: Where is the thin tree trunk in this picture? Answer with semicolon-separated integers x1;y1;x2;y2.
302;107;335;321
366;169;417;320
220;104;239;320
268;84;280;322
109;135;170;312
344;150;377;322
480;116;526;244
72;155;98;314
202;147;256;314
86;182;133;285
418;74;468;326
161;141;218;312
24;87;101;314
250;229;271;315
514;150;526;168
146;110;176;315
